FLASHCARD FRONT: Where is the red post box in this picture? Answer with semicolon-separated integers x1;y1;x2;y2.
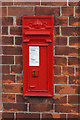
22;16;53;97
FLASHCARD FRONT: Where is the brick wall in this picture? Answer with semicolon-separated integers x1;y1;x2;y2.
1;0;80;120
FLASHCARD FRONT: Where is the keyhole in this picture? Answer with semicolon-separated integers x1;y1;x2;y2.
33;70;35;75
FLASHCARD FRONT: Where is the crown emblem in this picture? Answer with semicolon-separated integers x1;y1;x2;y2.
28;19;47;29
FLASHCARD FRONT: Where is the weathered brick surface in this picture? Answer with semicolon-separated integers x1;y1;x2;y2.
68;57;80;65
54;37;67;45
2;113;14;119
16;113;40;120
2;26;8;35
68;95;80;104
62;66;74;75
55;47;78;56
54;76;67;84
62;7;73;16
55;104;79;113
2;56;14;64
41;2;67;6
54;66;61;75
2;36;14;45
55;17;68;26
1;1;80;120
3;46;22;55
10;27;22;35
8;7;34;16
11;65;22;74
2;75;15;83
2;94;15;102
62;27;80;36
29;104;53;112
3;84;23;93
55;85;78;94
35;7;60;16
2;17;13;25
15;37;22;45
2;7;7;16
42;113;66;119
69;16;80;26
69;76;80;84
54;57;67;65
75;7;80;16
3;103;27;111
69;37;80;46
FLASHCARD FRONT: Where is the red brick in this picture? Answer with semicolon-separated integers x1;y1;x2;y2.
55;104;79;113
69;76;80;84
42;113;66;119
68;57;80;65
68;114;80;120
55;17;68;26
16;113;40;120
54;27;59;35
2;75;15;83
54;76;67;84
2;7;7;16
54;57;67;65
11;65;22;74
3;84;23;93
2;26;8;35
3;103;27;111
2;65;10;74
55;85;78;94
69;1;80;6
15;37;22;45
62;7;73;16
2;113;14;119
3;46;22;55
2;94;15;102
35;7;60;16
54;66;61;75
76;67;80;75
53;95;67;104
69;16;80;26
2;56;14;64
2;17;13;25
69;37;80;46
14;1;40;6
2;2;13;6
16;75;23;83
16;95;25;103
15;56;22;64
16;17;22;25
10;27;22;35
8;7;34;16
41;2;67;6
75;7;80;16
2;36;14;45
54;37;67;45
29;104;53;112
55;47;78;56
61;27;80;36
68;95;80;104
63;66;74;75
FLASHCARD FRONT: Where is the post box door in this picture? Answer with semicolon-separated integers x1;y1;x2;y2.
29;46;48;92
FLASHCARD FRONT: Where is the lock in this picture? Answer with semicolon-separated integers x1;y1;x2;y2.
33;70;35;75
32;70;39;77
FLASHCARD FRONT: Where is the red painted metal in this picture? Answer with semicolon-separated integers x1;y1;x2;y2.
22;16;54;97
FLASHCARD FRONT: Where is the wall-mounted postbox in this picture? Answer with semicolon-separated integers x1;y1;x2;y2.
22;16;53;97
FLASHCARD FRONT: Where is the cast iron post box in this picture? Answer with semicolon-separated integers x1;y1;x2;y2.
22;16;53;97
